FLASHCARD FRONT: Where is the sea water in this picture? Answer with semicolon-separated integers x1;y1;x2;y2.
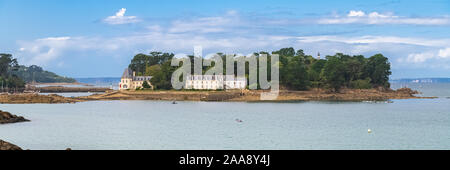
0;83;449;150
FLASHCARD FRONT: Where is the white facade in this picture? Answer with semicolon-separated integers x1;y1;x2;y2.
185;75;246;90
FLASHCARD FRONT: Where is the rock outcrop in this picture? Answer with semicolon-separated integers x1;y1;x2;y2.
0;140;22;150
0;93;80;104
0;110;30;124
396;87;419;95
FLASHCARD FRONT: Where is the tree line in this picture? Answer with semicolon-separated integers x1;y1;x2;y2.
1;53;77;92
13;65;76;83
0;53;25;90
128;47;391;91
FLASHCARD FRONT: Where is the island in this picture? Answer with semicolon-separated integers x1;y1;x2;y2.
0;53;109;93
0;48;436;104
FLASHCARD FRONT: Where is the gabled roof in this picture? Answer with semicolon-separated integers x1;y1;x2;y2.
133;76;152;81
122;68;133;78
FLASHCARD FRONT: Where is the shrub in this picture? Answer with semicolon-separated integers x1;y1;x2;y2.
350;78;372;89
142;81;151;89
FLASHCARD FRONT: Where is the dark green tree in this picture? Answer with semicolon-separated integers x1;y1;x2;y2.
128;53;149;74
296;49;305;56
0;53;25;89
0;53;19;77
12;65;76;83
129;52;174;75
364;54;392;88
142;80;151;89
283;55;310;90
321;55;345;91
273;47;295;57
308;59;326;87
149;61;177;90
341;55;366;86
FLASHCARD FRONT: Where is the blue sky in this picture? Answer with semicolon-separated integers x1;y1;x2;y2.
1;0;450;78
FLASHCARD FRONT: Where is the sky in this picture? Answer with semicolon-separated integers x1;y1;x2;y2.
1;0;450;78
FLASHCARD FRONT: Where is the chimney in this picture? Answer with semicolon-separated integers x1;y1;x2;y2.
133;71;136;77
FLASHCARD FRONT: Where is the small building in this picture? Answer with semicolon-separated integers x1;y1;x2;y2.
119;68;153;90
185;75;246;90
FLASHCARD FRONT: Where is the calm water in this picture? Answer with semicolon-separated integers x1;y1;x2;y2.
391;82;450;98
0;83;449;150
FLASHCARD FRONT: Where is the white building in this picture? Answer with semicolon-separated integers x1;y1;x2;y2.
119;68;153;90
185;75;246;90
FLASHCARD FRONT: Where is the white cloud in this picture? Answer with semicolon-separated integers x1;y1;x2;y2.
348;10;366;17
404;52;435;63
168;11;239;33
318;10;450;25
17;37;72;66
438;48;450;58
40;37;71;41
103;8;140;25
368;12;391;18
397;47;450;64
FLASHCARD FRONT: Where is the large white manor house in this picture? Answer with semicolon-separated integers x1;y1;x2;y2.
185;75;246;90
119;68;153;90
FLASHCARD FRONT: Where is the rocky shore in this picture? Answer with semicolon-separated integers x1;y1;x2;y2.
77;87;432;102
0;93;80;104
0;111;28;150
0;110;29;124
0;140;22;150
0;87;431;103
1;110;28;150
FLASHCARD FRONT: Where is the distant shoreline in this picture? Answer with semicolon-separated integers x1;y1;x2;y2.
27;82;92;86
391;78;450;83
24;82;110;93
